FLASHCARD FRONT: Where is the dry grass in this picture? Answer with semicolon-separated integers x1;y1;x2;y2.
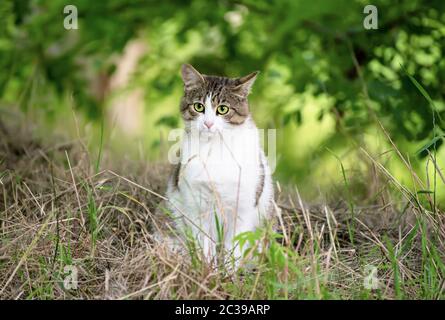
0;121;444;300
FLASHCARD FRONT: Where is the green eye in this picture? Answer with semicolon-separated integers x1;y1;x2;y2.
193;102;205;113
217;105;229;115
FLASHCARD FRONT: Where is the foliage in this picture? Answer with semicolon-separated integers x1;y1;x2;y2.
1;1;444;134
2;0;445;205
0;1;444;299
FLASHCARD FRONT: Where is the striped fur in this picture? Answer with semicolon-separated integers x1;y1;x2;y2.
180;65;258;125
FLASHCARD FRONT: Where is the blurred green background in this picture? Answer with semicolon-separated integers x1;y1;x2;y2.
1;0;444;204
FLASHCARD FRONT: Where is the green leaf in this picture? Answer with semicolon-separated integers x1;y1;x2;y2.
415;134;445;155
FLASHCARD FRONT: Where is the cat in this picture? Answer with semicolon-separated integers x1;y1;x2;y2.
162;64;275;268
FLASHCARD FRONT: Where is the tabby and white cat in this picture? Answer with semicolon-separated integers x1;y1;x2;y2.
163;64;275;267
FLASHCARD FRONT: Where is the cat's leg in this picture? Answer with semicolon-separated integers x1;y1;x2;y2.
201;231;217;265
196;216;220;266
224;208;262;270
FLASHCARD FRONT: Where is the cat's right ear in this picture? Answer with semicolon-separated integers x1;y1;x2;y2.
181;64;204;91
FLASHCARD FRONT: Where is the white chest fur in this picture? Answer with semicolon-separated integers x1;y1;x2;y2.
166;119;273;263
179;123;261;211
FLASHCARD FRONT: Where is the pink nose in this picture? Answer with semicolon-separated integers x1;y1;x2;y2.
204;120;214;129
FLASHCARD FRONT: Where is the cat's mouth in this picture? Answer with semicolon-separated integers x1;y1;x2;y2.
200;126;218;135
197;128;220;142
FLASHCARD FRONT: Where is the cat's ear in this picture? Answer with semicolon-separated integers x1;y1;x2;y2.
233;71;259;97
181;64;205;91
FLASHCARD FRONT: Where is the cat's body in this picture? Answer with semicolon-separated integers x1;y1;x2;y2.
163;65;275;266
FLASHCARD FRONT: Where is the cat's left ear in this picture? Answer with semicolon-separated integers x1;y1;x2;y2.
233;71;259;97
181;64;205;91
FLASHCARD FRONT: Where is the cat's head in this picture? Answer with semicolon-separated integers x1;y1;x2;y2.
179;64;258;134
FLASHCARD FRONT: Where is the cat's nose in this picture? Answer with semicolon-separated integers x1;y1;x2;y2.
204;120;214;129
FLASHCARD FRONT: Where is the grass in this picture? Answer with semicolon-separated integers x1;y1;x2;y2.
0;118;444;300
